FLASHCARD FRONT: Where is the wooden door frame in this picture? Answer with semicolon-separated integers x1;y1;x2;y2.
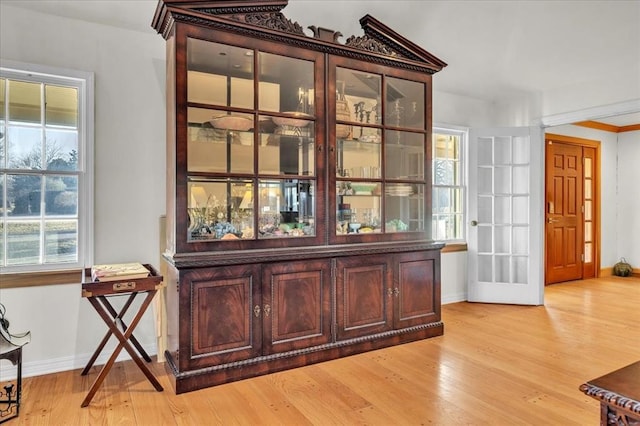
544;133;601;283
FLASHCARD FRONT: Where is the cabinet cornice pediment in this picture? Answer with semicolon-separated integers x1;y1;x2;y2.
152;0;446;73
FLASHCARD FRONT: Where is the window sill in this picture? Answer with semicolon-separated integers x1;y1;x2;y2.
0;269;82;289
441;242;468;253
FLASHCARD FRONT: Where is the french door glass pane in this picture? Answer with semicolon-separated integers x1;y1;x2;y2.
494;137;511;165
494;167;511;193
478;137;493;165
513;256;528;284
494;196;510;224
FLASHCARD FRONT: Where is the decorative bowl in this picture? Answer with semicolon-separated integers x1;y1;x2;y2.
210;115;253;131
350;183;378;194
272;112;312;128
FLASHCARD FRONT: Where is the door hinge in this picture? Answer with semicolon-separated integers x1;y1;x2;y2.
581;253;584;262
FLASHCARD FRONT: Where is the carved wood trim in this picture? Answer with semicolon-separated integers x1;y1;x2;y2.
153;2;445;73
580;383;640;416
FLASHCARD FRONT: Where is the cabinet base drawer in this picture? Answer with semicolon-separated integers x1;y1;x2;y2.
164;321;444;394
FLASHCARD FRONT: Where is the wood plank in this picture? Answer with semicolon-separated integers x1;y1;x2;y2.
14;276;640;425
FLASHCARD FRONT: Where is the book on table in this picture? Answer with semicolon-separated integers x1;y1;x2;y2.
91;262;150;282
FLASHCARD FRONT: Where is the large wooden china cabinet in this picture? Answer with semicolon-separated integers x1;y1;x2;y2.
152;0;447;393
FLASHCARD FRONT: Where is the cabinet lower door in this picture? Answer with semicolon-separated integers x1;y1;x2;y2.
335;255;393;340
181;264;262;369
394;251;440;329
262;260;332;354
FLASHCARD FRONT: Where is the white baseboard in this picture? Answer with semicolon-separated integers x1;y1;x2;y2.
442;292;467;305
0;343;158;380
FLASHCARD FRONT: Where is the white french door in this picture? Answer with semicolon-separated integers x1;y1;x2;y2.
467;127;544;305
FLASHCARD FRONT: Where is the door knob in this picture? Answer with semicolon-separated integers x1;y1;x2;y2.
470;220;478;227
547;217;558;223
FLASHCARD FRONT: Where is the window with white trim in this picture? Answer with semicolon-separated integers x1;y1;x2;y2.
432;128;465;241
0;63;93;273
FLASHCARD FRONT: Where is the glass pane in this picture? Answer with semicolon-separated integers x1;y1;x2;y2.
584;158;592;178
0;78;5;120
478;195;492;224
44;219;78;263
187;39;254;109
385;77;424;130
585;178;592;199
188;179;254;241
0;121;5;168
494;166;511;194
512;136;529;164
337;127;381;179
187;108;253;174
260;52;314;115
0;219;3;265
337;181;381;235
478;254;493;282
45;85;78;127
478;226;492;253
494;136;511;165
585;221;592;242
434;159;454;185
512;196;529;224
585;200;592;221
9;80;41;124
7;221;41;265
513;166;529;194
7;126;42;169
45;129;78;171
494;226;510;254
494;196;511;224
44;175;77;215
512;226;528;255
385;131;424;179
513;256;528;284
495;255;510;283
384;183;422;232
585;242;592;263
478;137;493;166
478;167;492;194
262;115;315;176
7;174;42;216
452;188;463;214
433;187;450;213
259;179;315;238
337;68;381;126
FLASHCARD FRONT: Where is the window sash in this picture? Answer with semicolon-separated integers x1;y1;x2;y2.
0;61;93;274
432;127;466;242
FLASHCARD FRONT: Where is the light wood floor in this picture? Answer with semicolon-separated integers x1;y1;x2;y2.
13;276;640;425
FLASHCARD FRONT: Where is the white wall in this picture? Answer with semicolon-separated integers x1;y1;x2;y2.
0;4;166;377
617;131;640;269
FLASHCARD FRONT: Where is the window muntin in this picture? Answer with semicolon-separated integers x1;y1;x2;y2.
432;129;466;241
0;64;92;273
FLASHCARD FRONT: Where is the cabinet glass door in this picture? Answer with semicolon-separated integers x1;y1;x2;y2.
333;65;429;238
184;38;321;244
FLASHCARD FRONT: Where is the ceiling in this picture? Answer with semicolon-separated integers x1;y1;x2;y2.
3;0;639;126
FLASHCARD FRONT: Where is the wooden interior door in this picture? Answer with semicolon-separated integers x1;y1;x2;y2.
545;141;583;284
